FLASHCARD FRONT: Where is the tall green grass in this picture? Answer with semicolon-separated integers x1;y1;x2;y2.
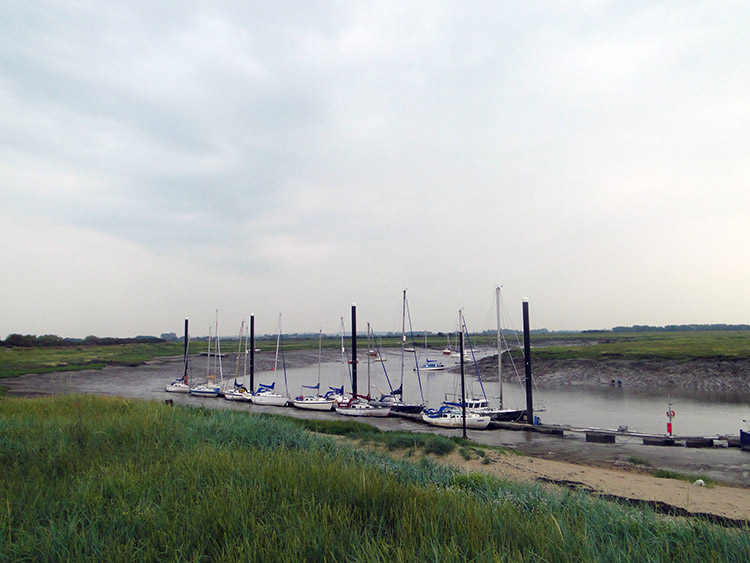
1;395;748;561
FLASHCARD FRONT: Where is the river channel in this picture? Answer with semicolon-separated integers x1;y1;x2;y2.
251;347;749;438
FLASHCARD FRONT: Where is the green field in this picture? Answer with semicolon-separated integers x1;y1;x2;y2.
525;330;750;361
1;395;747;561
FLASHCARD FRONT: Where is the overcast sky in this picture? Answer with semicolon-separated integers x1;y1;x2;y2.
2;2;749;338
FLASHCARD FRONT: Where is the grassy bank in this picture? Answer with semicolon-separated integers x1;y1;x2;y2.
524;330;750;361
0;342;191;379
1;395;747;561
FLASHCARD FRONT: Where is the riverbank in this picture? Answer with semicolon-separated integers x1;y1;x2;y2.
476;355;750;392
2;351;749;523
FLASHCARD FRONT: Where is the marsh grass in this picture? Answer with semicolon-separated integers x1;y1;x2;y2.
0;343;189;379
1;395;748;561
627;456;652;467
653;469;716;487
526;330;750;361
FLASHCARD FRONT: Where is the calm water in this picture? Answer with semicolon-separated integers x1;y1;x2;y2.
251;348;750;438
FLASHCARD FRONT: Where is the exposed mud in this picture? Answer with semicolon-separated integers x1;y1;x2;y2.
475;356;750;392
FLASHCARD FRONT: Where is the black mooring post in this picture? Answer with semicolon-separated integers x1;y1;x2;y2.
523;299;534;424
351;304;358;396
183;318;189;378
249;314;255;392
459;326;467;439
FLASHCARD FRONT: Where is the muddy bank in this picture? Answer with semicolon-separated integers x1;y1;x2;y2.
476;356;750;392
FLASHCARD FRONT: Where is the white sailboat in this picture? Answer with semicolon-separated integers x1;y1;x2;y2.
166;319;191;393
371;290;424;415
224;320;252;402
250;313;289;406
335;396;391;417
422;310;490;430
447;288;527;421
190;311;222;398
490;286;527;421
293;329;335;411
421;403;491;429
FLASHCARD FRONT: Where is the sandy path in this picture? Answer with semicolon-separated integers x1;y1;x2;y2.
446;450;750;524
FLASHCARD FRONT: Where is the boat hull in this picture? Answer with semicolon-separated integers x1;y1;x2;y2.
223;391;251;402
491;409;526;422
389;404;424;415
165;383;190;393
293;398;335;411
251;394;289;406
421;412;491;429
741;429;750;452
335;405;391;417
189;386;220;398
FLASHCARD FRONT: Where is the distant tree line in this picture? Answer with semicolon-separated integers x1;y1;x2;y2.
1;334;166;347
594;324;750;333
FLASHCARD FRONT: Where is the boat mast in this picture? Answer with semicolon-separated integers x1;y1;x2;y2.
366;322;372;398
243;320;249;382
351;303;358;396
206;325;212;380
496;286;504;410
215;309;223;384
249;314;255;392
400;289;406;392
273;313;282;374
317;328;322;391
459;309;467;439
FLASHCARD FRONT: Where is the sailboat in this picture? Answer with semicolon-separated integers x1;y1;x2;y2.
370;290;424;415
442;333;452;356
422;403;491;429
166;318;191;393
447;290;526;421
489;286;527;421
324;316;350;407
223;320;252;402
293;329;335;411
335;396;391;417
422;310;490;430
190;311;222;398
334;315;390;417
250;313;290;406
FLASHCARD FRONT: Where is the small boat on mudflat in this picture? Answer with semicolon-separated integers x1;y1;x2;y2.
741;428;750;452
422;404;491;429
335;397;390;417
166;319;191;393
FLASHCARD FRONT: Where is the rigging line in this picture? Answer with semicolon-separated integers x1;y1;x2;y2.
215;309;223;381
405;296;425;403
280;323;289;396
340;316;353;390
234;320;244;380
371;323;394;393
461;314;488;401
